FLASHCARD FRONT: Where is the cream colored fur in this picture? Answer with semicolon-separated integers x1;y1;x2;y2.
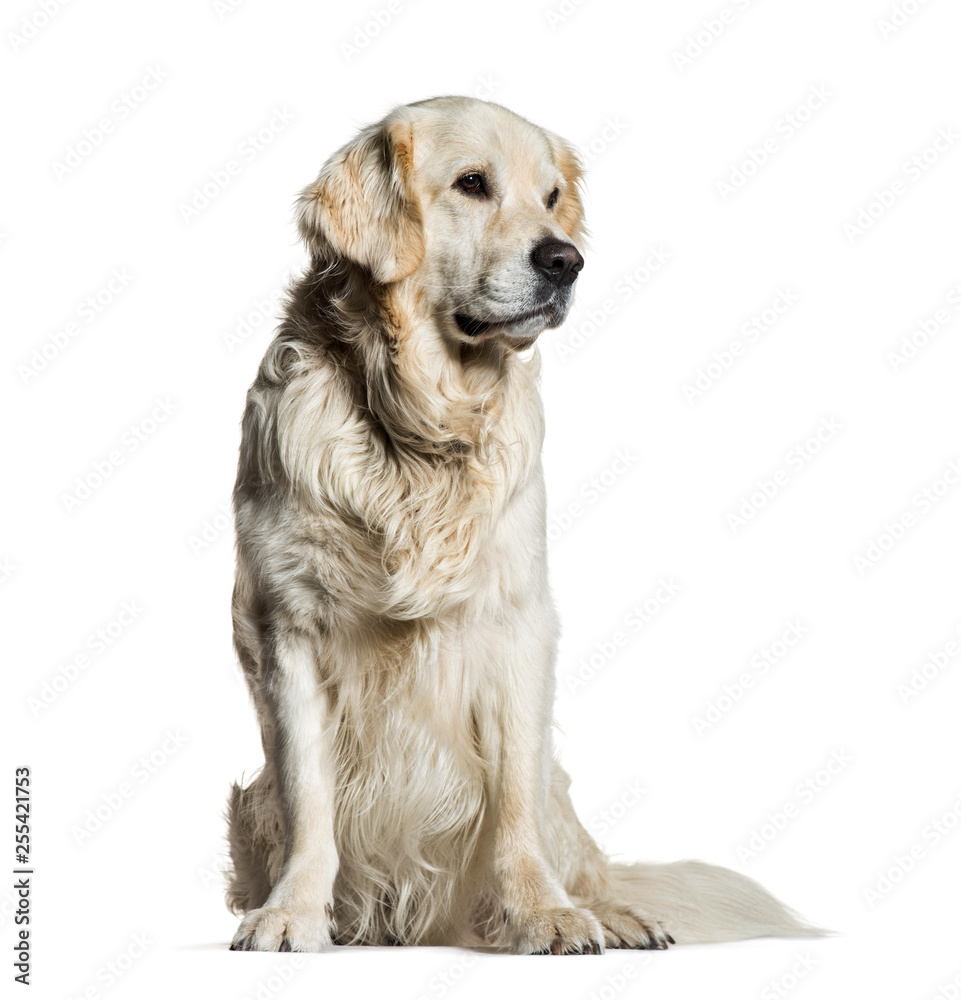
225;96;819;954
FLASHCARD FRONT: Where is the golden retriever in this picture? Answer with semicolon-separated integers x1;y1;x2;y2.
225;96;817;954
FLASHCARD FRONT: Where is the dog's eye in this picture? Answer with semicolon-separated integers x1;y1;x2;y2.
456;173;487;196
547;187;560;210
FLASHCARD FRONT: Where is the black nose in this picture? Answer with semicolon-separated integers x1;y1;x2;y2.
530;239;584;286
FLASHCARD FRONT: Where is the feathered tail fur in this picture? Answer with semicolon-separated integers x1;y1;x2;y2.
603;860;822;945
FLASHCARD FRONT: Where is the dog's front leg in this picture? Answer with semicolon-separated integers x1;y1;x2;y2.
489;621;605;955
231;626;338;952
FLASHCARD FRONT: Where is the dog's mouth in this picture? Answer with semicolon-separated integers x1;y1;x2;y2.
454;314;492;338
454;307;552;339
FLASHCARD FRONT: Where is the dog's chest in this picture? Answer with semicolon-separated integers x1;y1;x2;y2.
376;450;543;619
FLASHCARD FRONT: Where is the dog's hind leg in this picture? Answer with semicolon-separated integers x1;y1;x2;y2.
545;763;672;950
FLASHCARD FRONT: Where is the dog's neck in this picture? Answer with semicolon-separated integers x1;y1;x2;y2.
290;259;541;464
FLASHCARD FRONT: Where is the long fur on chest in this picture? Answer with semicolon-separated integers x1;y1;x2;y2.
234;261;546;625
229;263;551;943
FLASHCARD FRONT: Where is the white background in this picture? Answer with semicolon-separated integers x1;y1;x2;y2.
4;0;960;998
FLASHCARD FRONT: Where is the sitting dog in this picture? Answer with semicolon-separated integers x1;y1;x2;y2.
225;96;816;954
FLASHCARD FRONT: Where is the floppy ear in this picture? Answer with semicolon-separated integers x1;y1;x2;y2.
296;115;425;284
547;133;588;248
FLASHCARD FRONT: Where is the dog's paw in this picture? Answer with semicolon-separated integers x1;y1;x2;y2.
230;903;334;952
507;906;605;955
589;902;673;950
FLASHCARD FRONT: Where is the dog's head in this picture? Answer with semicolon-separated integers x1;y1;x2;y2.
297;96;586;346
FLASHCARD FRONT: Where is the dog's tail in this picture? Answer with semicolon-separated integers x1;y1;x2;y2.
605;859;825;945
